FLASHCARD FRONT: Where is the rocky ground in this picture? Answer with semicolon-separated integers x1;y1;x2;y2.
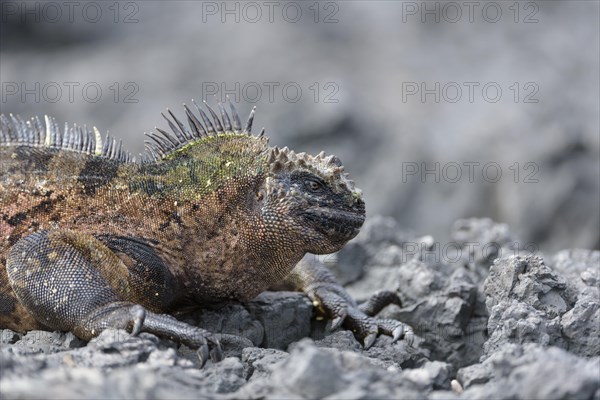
1;216;598;399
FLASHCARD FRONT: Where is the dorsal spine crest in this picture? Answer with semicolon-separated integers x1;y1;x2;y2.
1;100;259;165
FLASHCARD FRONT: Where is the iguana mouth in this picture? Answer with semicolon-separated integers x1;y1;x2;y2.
302;208;365;238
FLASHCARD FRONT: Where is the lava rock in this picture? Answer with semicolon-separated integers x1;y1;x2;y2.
309;330;429;370
450;218;526;280
241;347;289;380
392;263;486;367
3;330;86;357
246;291;312;350
561;300;600;357
1;217;599;399
402;360;455;390
340;215;419;270
178;301;264;347
331;241;368;285
458;343;600;400
0;329;21;345
484;255;571;319
482;253;600;359
551;249;600;357
232;339;429;399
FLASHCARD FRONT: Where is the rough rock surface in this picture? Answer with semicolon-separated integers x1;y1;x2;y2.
1;217;599;399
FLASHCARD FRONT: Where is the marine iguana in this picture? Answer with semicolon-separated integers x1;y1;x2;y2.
0;101;412;366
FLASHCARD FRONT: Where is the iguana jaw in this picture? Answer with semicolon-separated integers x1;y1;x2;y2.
300;206;365;239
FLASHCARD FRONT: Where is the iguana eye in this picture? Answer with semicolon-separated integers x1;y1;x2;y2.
304;179;323;192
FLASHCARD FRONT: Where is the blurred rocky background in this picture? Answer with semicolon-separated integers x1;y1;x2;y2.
1;0;598;253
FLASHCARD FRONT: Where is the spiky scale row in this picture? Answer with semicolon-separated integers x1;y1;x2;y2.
142;100;258;163
0;100;258;165
0;113;131;163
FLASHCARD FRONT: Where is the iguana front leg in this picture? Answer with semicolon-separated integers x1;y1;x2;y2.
283;254;414;348
6;229;223;367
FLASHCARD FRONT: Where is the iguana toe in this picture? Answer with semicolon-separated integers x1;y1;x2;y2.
329;312;347;331
130;306;146;336
392;326;404;343
376;318;413;345
358;290;403;316
197;344;210;368
210;340;224;363
363;332;378;349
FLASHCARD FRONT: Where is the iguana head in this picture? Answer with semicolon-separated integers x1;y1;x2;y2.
264;147;365;254
143;100;365;255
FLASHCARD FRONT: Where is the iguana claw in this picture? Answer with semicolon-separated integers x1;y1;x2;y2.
197;336;223;367
197;345;210;368
330;313;346;331
392;326;404;343
210;339;224;362
403;326;415;347
364;332;378;349
130;306;146;337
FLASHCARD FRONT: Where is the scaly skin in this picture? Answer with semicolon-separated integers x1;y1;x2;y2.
0;102;412;366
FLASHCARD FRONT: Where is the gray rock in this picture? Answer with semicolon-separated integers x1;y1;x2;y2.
342;215;418;269
331;241;368;285
177;291;312;354
1;327;245;399
312;329;363;353
1;360;245;399
233;339;428;399
402;361;455;390
0;329;21;345
484;255;571;317
241;347;289;380
452;218;517;253
2;218;599;399
362;334;430;369
391;265;486;367
482;253;600;358
310;330;429;370
483;255;566;356
179;301;264;347
422;361;455;390
459;344;600;400
484;299;564;357
456;362;494;388
277;339;348;399
551;249;600;357
561;300;600;357
345;265;403;301
0;348;46;379
396;259;448;303
190;357;246;394
246;291;312;350
352;215;417;249
450;218;526;281
9;330;85;355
